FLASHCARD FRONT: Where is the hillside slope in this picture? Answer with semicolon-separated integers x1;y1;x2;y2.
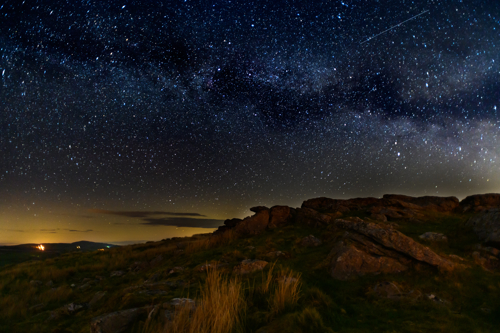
1;194;499;333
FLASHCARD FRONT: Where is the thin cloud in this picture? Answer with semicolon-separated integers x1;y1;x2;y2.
40;228;59;232
88;209;205;218
66;229;93;233
3;229;25;233
141;217;223;228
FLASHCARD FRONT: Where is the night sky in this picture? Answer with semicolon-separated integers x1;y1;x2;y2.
1;0;499;245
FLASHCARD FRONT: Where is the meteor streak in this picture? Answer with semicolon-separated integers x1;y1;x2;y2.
361;10;429;44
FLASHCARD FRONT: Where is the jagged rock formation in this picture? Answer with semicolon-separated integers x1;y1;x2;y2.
214;193;500;279
215;205;296;236
460;194;500;212
302;194;460;221
328;218;455;279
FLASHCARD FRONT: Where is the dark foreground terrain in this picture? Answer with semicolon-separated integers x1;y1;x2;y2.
1;193;499;333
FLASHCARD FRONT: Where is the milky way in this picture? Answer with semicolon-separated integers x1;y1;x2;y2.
1;0;499;244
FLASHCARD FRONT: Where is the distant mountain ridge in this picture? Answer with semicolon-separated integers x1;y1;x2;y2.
0;241;119;252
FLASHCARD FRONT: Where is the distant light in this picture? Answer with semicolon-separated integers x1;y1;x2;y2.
37;245;45;251
106;246;110;248
76;245;81;249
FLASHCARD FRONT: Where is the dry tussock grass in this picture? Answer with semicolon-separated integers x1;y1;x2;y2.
186;230;237;254
269;267;301;316
164;265;245;333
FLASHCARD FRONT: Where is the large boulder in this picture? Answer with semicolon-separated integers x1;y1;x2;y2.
233;209;270;236
268;205;295;228
329;237;409;280
90;307;150;333
460;194;500;212
332;218;455;273
466;210;500;243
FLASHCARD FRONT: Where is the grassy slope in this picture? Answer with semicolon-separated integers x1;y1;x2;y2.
0;212;499;333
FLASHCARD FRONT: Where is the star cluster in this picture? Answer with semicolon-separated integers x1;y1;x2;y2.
1;0;499;244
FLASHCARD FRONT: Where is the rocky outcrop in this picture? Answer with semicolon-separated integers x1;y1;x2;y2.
333;218;455;272
233;259;268;274
268;205;295;228
328;236;409;280
327;218;456;279
302;197;379;212
382;195;459;212
90;307;150;333
233;209;270;236
460;194;500;212
295;207;336;227
215;205;296;235
302;195;459;222
466;210;500;243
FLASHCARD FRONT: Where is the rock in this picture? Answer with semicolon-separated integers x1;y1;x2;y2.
78;282;92;290
170;298;196;310
328;237;409;280
460;193;500;212
89;291;107;309
233;209;270;236
110;271;125;277
472;251;500;271
370;213;387;222
90;307;149;333
372;281;403;299
50;302;88;320
199;262;228;271
295;207;334;227
419;232;448;242
138;290;167;296
265;251;288;258
448;254;465;262
224;218;242;228
268;205;295;228
382;194;459;212
168;267;184;275
333;218;455;272
233;259;268;274
300;235;322;247
476;245;500;257
302;195;460;217
250;206;269;213
302;197;379;212
426;293;448;304
466;210;500;243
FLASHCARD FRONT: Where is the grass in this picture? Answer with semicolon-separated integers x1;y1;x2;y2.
268;267;301;316
164;265;245;333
